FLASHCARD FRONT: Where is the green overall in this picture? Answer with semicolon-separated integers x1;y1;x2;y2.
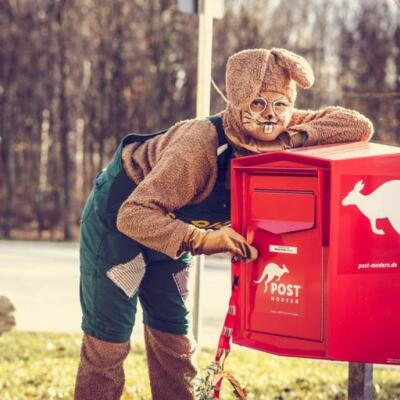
79;116;231;343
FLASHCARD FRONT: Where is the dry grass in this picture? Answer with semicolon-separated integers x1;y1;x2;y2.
1;331;399;400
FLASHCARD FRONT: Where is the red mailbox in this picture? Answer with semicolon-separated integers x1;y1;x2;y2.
230;141;400;365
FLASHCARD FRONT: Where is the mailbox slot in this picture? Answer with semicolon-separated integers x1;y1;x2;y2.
244;173;324;342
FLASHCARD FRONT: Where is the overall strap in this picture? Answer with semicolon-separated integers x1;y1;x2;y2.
122;129;168;146
208;115;232;182
208;115;227;147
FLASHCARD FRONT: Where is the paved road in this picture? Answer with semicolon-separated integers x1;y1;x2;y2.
0;240;231;345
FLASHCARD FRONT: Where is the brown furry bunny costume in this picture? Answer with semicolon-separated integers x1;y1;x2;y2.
74;48;373;400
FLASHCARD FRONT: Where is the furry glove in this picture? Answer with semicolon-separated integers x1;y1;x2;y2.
279;131;308;149
182;226;258;261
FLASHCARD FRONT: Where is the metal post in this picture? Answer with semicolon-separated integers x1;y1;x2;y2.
178;0;224;344
192;0;214;344
348;362;374;400
195;0;213;118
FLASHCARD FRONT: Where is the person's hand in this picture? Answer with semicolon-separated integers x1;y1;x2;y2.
182;226;258;262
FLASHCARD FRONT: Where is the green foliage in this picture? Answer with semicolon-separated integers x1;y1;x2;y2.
194;360;223;400
1;332;400;400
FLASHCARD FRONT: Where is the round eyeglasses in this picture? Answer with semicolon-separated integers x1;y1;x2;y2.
249;97;291;116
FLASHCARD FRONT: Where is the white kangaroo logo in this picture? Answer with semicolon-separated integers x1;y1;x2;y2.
342;179;400;235
254;263;289;293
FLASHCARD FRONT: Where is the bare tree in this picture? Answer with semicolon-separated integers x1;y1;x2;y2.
0;0;398;240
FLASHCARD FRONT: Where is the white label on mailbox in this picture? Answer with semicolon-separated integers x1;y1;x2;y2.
269;245;298;255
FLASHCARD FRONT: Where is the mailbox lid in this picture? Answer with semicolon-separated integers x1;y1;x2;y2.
244;173;324;342
252;189;315;234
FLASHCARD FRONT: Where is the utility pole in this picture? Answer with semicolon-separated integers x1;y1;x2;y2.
177;0;225;344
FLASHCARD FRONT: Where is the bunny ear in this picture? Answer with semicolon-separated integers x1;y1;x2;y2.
270;48;315;89
226;49;269;109
354;180;365;191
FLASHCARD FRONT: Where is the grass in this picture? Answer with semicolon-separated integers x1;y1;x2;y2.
0;331;400;400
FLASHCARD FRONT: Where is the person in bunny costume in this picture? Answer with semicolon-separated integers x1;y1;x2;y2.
74;48;373;400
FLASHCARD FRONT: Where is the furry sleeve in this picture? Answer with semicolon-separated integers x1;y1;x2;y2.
116;119;218;259
287;106;374;146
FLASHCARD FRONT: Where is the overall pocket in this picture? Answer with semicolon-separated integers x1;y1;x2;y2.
172;266;191;308
106;252;146;298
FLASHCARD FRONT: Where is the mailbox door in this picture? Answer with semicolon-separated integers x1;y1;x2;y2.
244;173;324;342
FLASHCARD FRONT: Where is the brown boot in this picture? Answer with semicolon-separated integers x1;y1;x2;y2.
74;333;131;400
144;325;198;400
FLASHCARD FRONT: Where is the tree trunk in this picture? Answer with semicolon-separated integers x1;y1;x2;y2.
0;8;17;238
56;0;72;240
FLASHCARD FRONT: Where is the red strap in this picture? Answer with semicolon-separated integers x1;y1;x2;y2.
213;263;240;398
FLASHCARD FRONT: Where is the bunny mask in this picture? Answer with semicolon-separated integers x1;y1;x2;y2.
222;48;315;155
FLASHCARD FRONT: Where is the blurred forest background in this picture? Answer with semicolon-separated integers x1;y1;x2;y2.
0;0;399;240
